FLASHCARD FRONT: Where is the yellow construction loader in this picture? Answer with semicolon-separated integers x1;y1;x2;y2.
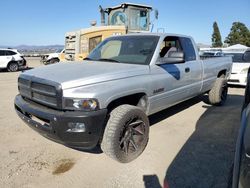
64;3;158;61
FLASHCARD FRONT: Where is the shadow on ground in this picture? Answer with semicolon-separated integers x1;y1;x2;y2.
164;94;243;188
144;94;244;188
149;95;204;126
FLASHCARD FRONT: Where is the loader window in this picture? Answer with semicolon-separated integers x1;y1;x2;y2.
110;11;127;26
129;9;149;31
89;36;102;53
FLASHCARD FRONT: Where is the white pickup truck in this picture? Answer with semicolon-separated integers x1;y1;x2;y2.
40;49;65;65
15;33;232;163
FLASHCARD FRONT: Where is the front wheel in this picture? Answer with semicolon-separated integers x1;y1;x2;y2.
101;105;149;163
208;78;228;106
49;58;59;64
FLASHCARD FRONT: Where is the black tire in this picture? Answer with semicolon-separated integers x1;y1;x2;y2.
208;78;228;106
7;62;19;72
101;105;149;163
43;61;49;65
49;58;59;64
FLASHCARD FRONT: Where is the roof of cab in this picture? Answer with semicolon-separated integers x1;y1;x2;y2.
123;32;193;39
0;48;18;52
108;3;152;10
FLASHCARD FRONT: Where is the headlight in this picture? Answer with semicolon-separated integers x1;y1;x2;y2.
240;68;249;74
64;98;99;111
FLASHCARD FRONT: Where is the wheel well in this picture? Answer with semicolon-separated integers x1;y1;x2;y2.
217;70;226;78
98;93;148;144
7;61;18;67
107;93;147;113
49;58;60;61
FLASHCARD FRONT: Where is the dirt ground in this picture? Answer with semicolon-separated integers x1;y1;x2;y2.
0;57;244;188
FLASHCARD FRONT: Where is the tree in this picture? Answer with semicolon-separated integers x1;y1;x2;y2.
225;22;250;46
212;22;223;47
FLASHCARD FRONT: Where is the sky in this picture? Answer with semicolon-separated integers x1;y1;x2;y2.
0;0;249;46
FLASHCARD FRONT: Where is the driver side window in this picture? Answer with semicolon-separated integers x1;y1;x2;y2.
159;36;182;58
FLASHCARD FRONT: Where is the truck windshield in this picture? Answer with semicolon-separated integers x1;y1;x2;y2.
55;49;63;53
87;35;159;65
225;53;249;63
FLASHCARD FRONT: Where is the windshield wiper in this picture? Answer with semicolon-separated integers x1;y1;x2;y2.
97;58;121;63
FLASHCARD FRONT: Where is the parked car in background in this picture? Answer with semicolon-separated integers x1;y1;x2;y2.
227;50;250;86
0;48;27;72
232;67;250;188
201;51;225;57
40;49;65;65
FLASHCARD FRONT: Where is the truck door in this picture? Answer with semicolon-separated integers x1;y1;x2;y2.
149;36;202;114
179;37;203;97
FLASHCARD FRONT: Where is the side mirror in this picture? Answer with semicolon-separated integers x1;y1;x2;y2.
154;9;159;20
157;51;185;65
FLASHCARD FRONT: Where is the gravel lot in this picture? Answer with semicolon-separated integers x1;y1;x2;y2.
0;57;244;188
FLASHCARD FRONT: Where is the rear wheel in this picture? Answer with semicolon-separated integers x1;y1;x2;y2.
7;62;18;72
208;78;228;106
101;105;149;163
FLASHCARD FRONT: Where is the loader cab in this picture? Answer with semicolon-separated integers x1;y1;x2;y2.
103;3;153;32
65;3;157;61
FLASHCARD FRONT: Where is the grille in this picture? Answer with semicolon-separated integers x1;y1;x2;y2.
18;77;61;108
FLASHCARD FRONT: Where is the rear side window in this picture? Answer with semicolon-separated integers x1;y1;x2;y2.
0;50;16;56
6;50;16;55
0;50;5;56
180;37;196;61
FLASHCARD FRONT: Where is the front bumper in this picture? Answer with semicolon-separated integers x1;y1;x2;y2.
40;56;49;63
14;95;107;149
228;73;247;86
17;57;27;69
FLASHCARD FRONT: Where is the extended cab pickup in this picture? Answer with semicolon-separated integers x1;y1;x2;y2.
14;33;232;163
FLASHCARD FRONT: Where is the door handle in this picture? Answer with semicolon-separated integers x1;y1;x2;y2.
185;67;190;73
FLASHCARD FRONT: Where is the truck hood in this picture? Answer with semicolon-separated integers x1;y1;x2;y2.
47;53;59;58
231;62;250;73
21;61;149;89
